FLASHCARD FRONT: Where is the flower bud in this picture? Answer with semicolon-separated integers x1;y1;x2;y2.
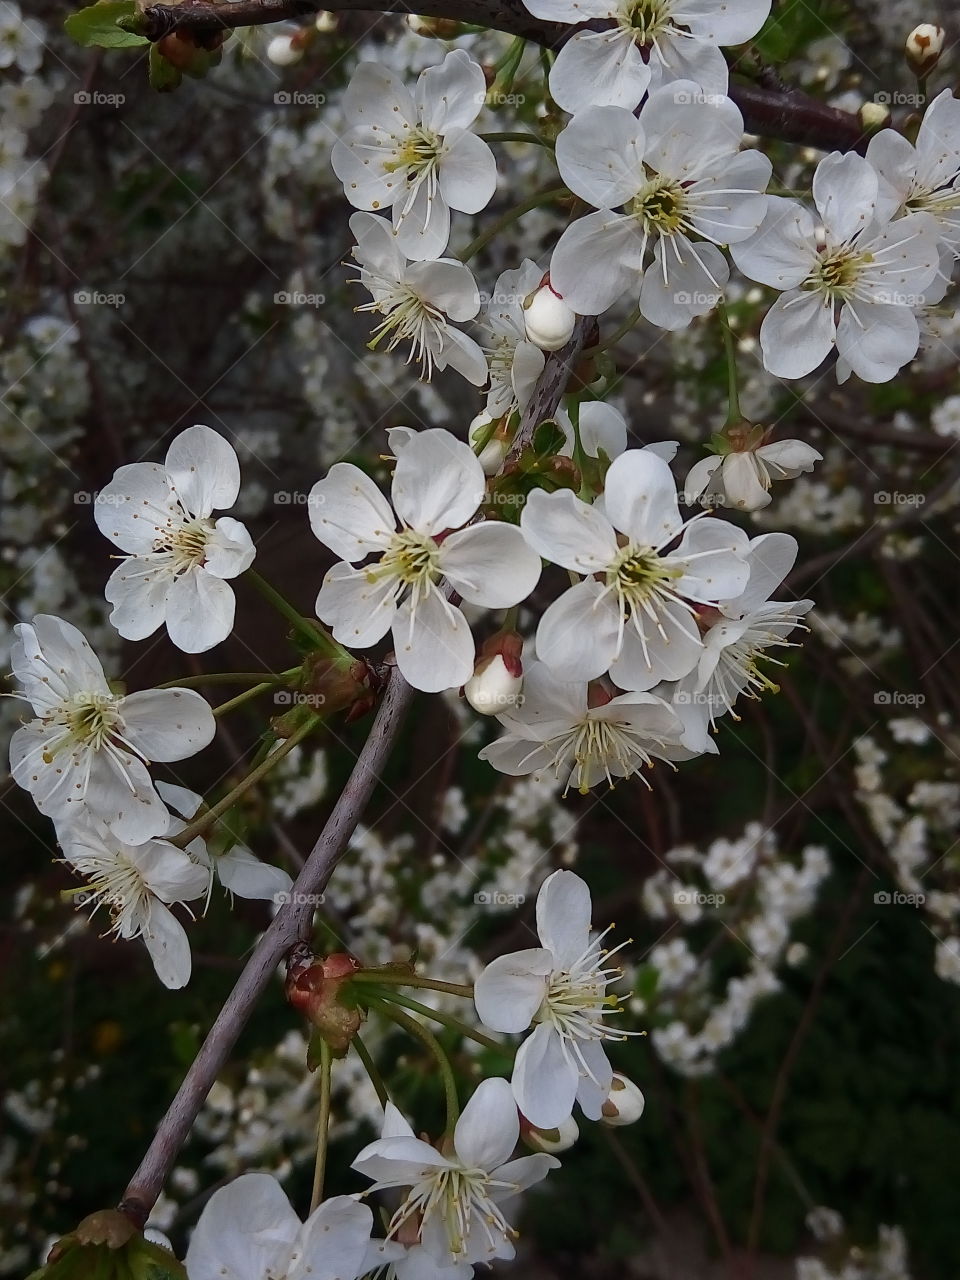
465;655;523;716
405;14;464;39
285;951;362;1057
469;410;508;475
266;34;303;66
905;23;945;76
600;1073;646;1126
315;10;338;32
524;1114;580;1153
860;101;891;130
523;283;576;351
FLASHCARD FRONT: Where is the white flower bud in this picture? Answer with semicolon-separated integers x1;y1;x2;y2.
464;655;523;716
859;101;891;130
905;23;945;75
525;1115;580;1153
315;10;337;32
523;285;576;351
600;1073;646;1126
266;34;303;66
469;410;507;475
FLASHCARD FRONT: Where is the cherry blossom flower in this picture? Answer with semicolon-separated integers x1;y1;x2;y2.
867;89;960;254
520;0;771;115
478;259;546;418
550;87;771;326
731;153;942;381
59;817;209;989
350;212;487;385
352;1078;558;1267
185;1172;374;1280
9;615;215;842
684;437;822;511
474;870;633;1128
688;533;813;736
479;660;684;792
94;424;256;654
520;449;750;690
308;429;541;692
332;51;496;260
556;402;628;461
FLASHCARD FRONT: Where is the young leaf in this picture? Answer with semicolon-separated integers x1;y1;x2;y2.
64;1;149;48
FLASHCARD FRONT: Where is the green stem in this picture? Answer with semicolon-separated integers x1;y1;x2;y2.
310;1040;332;1213
353;1034;389;1109
490;34;525;86
460;187;569;263
351;972;474;999
378;990;504;1053
169;716;320;847
716;300;742;427
246;568;343;657
372;998;460;1133
479;130;554;149
159;671;298;690
213;681;280;719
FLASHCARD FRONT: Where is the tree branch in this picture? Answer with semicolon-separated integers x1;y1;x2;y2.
119;668;415;1227
135;0;867;152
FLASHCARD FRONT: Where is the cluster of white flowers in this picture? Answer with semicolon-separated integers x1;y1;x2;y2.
641;823;831;1075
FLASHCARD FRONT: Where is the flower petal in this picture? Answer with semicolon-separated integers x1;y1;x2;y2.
474;948;553;1033
121;688;216;761
520;488;617;572
165;425;241;517
511;1022;578;1129
535;581;620;682
454;1077;519;1171
308;463;397;562
185;1173;301;1280
536;869;592;968
440;522;541;608
392;592;474;692
391;429;485;534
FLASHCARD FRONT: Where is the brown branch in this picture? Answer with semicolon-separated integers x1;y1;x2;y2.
134;0;867;152
119;668;415;1226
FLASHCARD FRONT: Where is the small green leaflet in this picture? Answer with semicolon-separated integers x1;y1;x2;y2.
64;1;149;48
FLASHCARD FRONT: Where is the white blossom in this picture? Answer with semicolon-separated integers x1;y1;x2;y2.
350;212;487;384
9;615;215;842
308;429;541;692
352;1079;558;1267
520;0;771;115
685;438;822;511
94;425;256;653
474;870;634;1127
551;87;770;327
333;51;496;260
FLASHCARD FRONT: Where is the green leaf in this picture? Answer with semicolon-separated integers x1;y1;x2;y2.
64;1;149;48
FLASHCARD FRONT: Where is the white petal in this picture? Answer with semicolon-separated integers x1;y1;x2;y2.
835;302;919;383
549;29;651;115
683;455;721;504
537;869;592;968
578;402;628;459
391;429;485;533
291;1196;373;1280
638;237;728;331
474;949;553;1032
216;847;293;901
550;209;644;316
392;592;474;692
454;1077;519;1171
511;1022;578;1129
520;488;617;572
439;131;496;214
730;196;816;289
439;522;541;608
141;901;193;990
165;425;241;517
164;570;237;653
308;463;397;562
121;688;216;761
417;49;487;133
406;257;480;323
104;558;173;642
812;152;877;245
574;1041;613;1120
535;581;620;681
205;517;256;579
555;106;645;208
185;1173;301;1280
603;449;683;546
93;462;177;555
315;564;398;648
759;290;835;379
